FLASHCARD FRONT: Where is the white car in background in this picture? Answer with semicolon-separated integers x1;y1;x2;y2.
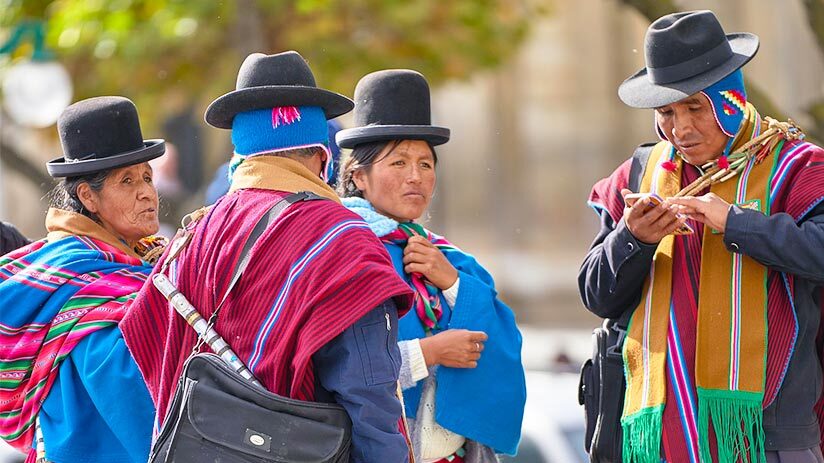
502;327;590;463
507;370;589;463
0;442;22;463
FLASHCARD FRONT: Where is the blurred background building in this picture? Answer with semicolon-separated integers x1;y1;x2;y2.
2;1;824;460
426;0;824;332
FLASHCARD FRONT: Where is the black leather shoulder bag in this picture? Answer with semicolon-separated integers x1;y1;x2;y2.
578;143;654;463
149;192;352;463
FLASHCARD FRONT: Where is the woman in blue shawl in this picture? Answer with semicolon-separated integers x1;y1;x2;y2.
0;97;162;463
337;70;526;462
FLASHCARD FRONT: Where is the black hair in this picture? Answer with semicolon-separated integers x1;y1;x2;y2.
275;146;326;159
47;170;110;221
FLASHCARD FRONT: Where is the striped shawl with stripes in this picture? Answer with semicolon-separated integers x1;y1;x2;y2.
0;236;152;453
589;129;824;462
121;186;413;424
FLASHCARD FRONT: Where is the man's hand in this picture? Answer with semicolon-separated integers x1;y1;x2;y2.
403;235;459;290
669;193;730;233
419;329;488;368
621;189;687;244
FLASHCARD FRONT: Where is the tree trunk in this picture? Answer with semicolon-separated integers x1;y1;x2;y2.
0;138;53;195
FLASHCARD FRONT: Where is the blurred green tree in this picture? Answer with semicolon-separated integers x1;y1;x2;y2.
1;0;537;193
2;0;534;132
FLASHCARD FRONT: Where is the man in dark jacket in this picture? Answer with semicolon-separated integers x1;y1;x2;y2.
579;10;824;463
122;51;414;462
0;222;29;255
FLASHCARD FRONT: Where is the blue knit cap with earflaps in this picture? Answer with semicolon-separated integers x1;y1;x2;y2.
228;105;333;181
656;69;747;170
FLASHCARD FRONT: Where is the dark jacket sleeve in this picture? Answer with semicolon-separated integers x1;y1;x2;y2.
578;210;659;319
724;202;824;283
313;298;408;463
0;221;30;255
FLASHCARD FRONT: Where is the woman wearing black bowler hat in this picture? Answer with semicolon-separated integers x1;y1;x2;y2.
0;96;165;463
338;69;526;463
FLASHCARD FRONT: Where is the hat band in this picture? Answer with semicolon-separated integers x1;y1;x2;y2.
647;39;732;85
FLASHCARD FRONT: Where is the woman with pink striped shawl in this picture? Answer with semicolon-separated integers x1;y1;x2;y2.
0;97;166;463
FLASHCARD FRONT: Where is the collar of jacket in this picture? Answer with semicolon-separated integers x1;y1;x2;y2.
228;155;341;204
45;207;142;260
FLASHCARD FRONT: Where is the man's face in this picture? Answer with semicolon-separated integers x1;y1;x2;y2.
655;93;730;166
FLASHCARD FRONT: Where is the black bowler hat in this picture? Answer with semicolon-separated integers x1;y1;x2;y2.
47;96;165;178
618;10;759;108
205;51;354;129
336;69;450;149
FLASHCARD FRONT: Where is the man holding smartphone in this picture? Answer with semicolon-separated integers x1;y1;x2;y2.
580;10;824;463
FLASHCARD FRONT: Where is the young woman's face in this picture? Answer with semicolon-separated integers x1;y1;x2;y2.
79;162;159;244
354;140;437;222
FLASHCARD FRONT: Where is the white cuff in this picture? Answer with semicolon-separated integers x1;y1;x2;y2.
406;338;429;383
442;276;460;308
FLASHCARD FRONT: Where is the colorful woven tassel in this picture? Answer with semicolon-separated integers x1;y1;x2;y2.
271;106;301;128
661;145;677;172
661;160;677;172
717;155;730;170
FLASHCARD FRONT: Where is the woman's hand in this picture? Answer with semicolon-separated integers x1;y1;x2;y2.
402;235;458;290
420;329;488;368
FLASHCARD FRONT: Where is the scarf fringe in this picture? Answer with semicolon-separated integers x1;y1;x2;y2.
621;406;663;463
698;388;765;463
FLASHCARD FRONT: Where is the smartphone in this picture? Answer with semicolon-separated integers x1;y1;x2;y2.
623;192;694;235
625;192;663;210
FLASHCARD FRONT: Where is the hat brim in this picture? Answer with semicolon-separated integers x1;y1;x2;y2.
618;33;759;108
336;125;451;149
47;140;165;177
204;86;354;129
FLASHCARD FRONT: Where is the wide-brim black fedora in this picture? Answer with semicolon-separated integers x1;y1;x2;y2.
205;51;354;129
618;10;759;109
47;96;165;178
336;69;450;149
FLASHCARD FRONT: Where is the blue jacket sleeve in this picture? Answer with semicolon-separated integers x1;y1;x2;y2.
72;326;155;463
313;299;409;463
578;209;658;319
724;202;824;283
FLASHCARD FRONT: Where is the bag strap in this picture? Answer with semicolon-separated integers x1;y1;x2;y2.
604;143;655;358
628;142;656;193
606;310;633;359
214;191;324;313
190;191;326;353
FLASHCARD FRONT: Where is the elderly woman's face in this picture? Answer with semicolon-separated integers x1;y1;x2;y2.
353;140;436;222
79;162;159;244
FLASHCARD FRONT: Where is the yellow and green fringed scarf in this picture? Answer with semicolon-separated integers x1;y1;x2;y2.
621;103;780;463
